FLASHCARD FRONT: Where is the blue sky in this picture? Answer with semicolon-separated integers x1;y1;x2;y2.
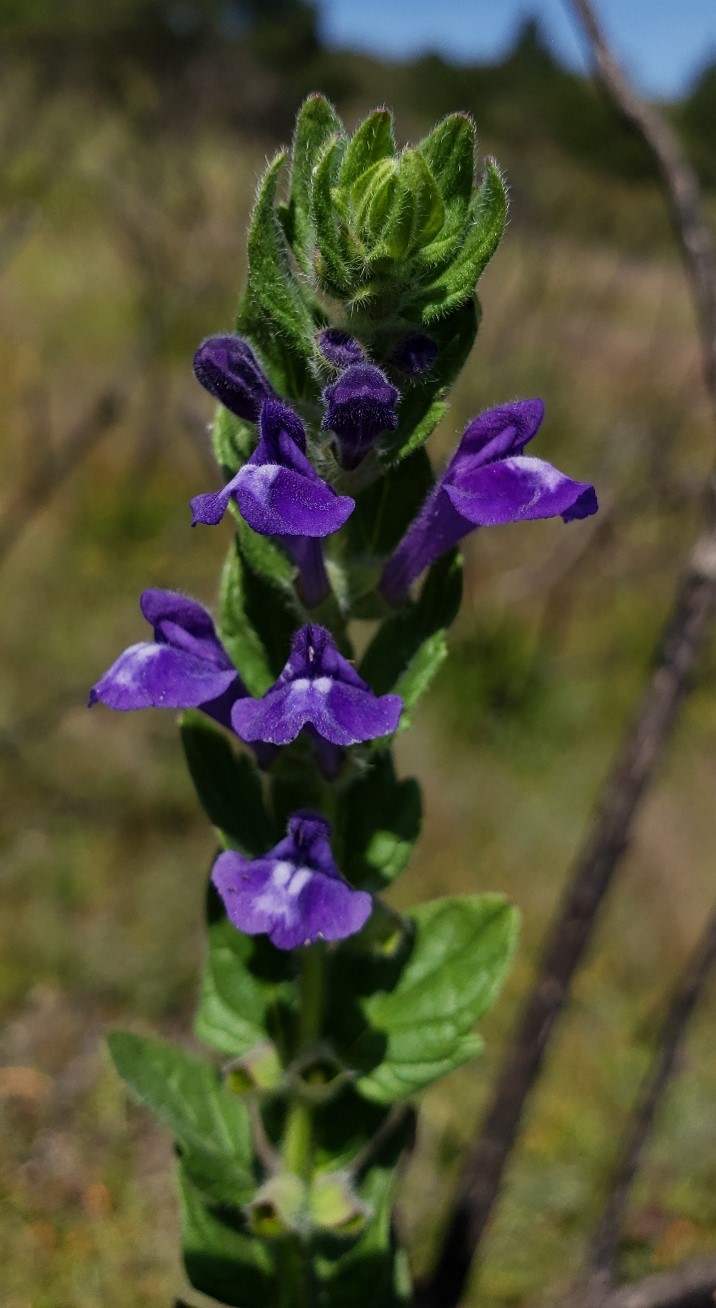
316;0;716;98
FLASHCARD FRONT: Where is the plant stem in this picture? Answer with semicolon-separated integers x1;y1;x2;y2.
282;943;325;1181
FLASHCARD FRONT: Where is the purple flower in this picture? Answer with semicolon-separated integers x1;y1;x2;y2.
381;399;598;603
322;364;399;470
231;624;402;747
212;811;372;950
389;332;438;377
317;329;365;369
191;399;354;539
193;335;274;422
89;589;245;730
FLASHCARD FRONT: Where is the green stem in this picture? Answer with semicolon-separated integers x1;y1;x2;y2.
283;943;325;1180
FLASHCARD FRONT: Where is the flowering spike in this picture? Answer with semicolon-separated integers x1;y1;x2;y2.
381;400;598;604
322;364;399;469
231;624;402;747
212;810;372;950
193;335;274;421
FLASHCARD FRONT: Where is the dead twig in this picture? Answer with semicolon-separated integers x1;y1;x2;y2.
579;908;716;1305
416;4;716;1305
600;1255;716;1308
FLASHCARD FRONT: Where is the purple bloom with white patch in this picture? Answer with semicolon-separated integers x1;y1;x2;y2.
89;589;245;730
190;398;354;539
212;811;372;950
381;399;598;604
317;328;365;369
193;335;274;422
231;624;402;747
322;364;399;470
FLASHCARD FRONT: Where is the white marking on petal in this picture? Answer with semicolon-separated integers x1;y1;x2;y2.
288;867;312;897
313;676;332;694
515;455;561;489
242;464;281;491
292;677;310;693
271;860;294;888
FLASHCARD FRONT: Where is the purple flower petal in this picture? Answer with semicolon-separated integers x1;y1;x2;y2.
444;456;598;526
89;641;239;712
211;811;372;950
380;398;597;604
193;335;273;421
449;399;545;477
234;464;353;537
322;364;399;470
231;624;402;747
140;589;234;667
191;398;354;537
317;329;365;369
190;472;243;527
89;590;243;719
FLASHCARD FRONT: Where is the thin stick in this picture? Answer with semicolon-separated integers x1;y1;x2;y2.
583;908;716;1302
416;4;716;1304
602;1254;716;1308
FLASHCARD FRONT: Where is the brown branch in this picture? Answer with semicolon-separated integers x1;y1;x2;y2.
580;908;716;1304
0;388;126;566
601;1255;716;1308
569;0;716;413
416;5;716;1306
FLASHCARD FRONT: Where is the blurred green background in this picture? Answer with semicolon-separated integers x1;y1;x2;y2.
1;3;715;1305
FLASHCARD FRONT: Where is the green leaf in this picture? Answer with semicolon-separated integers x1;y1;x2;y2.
339;108;395;191
195;888;294;1059
407;159;507;324
245;151;315;360
375;149;444;263
281;94;343;276
218;535;299;697
313;1103;413;1307
337;753;421;890
381;300;479;463
343;445;433;578
180;1167;276;1308
312;135;356;299
211;405;255;476
353;895;518;1103
419;113;476;212
359;551;463;722
107;1032;255;1204
415;113;476;270
180;712;274;855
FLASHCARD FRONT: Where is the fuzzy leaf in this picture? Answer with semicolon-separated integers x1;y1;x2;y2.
312;136;355;299
406;159;507;323
359;550;463;722
179;712;274;855
180;1168;276;1308
195;886;293;1058
245;152;315;360
218;535;299;697
337;753;421;890
355;895;518;1103
107;1032;255;1204
281;93;343;276
339;108;395;191
210;406;255;477
415;113;476;269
